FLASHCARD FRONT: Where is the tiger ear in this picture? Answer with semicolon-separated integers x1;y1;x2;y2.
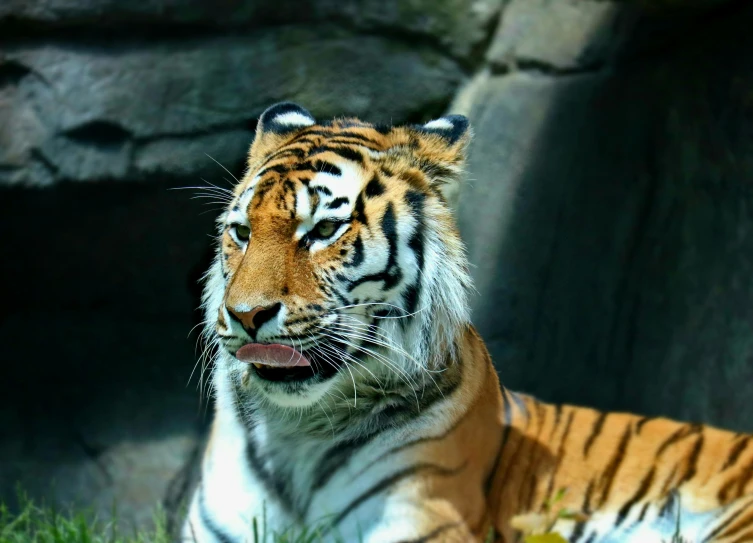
418;115;471;147
410;114;472;206
248;102;316;169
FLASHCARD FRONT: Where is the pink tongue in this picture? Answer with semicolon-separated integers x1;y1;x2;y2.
235;343;311;367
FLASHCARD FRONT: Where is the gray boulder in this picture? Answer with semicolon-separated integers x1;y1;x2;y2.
1;29;464;186
454;1;753;430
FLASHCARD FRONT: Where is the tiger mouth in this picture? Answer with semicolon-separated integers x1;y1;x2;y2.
239;343;345;383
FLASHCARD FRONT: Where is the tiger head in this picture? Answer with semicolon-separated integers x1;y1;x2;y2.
204;102;473;411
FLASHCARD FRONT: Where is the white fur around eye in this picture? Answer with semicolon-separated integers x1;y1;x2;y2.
309;222;350;253
228;223;250;247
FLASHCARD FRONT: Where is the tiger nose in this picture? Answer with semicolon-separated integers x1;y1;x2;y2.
228;303;282;331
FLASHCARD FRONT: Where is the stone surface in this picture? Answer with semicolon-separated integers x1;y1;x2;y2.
0;29;464;186
486;0;637;70
0;180;215;530
0;0;501;59
453;1;753;431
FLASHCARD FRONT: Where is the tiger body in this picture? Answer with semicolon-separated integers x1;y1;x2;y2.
183;103;753;543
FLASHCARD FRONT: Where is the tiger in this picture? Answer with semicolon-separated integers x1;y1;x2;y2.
182;101;753;543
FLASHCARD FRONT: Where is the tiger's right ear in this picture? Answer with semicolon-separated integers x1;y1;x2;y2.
248;102;316;169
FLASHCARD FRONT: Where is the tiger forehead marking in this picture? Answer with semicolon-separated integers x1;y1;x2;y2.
221;121;441;315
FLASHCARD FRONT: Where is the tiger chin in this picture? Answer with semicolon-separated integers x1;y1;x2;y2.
183;103;753;543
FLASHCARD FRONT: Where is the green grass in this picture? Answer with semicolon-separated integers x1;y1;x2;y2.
0;500;171;543
0;498;343;543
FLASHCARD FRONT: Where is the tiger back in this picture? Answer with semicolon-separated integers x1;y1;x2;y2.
182;102;753;543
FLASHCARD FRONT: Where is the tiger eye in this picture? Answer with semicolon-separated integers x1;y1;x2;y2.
233;224;250;242
313;220;338;239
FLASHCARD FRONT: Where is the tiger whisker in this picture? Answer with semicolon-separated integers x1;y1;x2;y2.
329;301;428;319
314;339;385;392
314;327;420;402
311;336;360;407
328;317;431;372
204;154;240;183
314;325;416;383
327;319;447;401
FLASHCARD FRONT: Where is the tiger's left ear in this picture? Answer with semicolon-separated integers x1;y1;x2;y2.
247;102;316;170
410;114;472;206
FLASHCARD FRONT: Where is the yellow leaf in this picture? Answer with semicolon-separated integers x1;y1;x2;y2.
510;512;548;532
524;534;569;543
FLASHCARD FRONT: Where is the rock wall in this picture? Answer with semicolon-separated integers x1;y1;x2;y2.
452;0;753;427
0;0;499;187
1;0;751;533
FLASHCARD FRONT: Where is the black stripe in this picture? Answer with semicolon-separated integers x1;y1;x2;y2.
252;178;276;207
520;403;548;511
302;129;379;145
703;495;753;542
484;388;513;496
704;505;750;542
637;501;651;522
347;202;402;291
402;283;421;317
581;479;595;514
343;235;364;268
723;436;751;471
570;521;586;542
730;530;753;543
245;437;297;517
596;424;633;507
308;433;377;498
284;314;320;326
402;190;426;322
719;453;753;502
734;455;753;498
677;434;705;486
319;361;462;490
362;409;470;477
257;163;290;177
352;193;366;223
550;404;562;440
314;185;332;197
405;190;426;273
656;424;703;457
659;489;678;518
264;146;307;162
327;138;381;151
635;416;655;434
583;412;608;457
198;484;237;543
615;467;656;527
332;462;466;528
543;410;575;507
659;466;678;499
298;159;343;177
309;145;364;165
327;197;349;209
365;174;385;198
